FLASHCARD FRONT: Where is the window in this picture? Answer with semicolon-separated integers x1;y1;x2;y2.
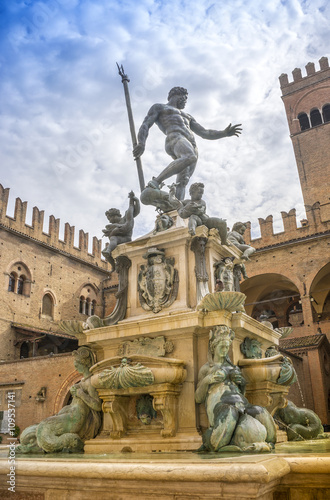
79;285;98;316
17;275;25;295
8;273;16;292
42;293;54;318
79;296;86;314
298;112;310;131
86;298;91;315
322;104;330;123
310;108;323;127
7;262;31;296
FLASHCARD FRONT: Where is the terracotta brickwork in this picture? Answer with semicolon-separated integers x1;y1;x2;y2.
0;353;78;439
0;186;119;436
241;57;330;424
279;56;330;221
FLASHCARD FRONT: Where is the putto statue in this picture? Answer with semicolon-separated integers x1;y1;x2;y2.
176;183;227;245
16;347;102;454
102;191;140;270
133;87;241;209
195;326;276;452
227;222;256;260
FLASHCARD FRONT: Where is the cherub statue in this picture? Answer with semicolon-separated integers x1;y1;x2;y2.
102;191;140;270
16;347;102;454
214;257;235;291
175;183;227;245
195;325;276;452
227;222;256;260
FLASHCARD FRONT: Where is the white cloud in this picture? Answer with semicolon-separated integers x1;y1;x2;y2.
0;0;328;247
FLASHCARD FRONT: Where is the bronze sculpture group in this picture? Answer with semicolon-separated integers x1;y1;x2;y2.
16;80;327;457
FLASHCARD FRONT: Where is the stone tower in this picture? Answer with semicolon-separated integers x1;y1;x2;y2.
279;56;330;223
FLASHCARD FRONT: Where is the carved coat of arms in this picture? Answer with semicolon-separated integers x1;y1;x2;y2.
138;247;179;313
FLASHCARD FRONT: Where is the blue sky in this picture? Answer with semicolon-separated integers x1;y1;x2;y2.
0;0;329;247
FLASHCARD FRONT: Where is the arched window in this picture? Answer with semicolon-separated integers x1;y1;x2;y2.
298;112;310;131
8;273;17;292
42;293;54;319
79;285;98;316
322;104;330;123
310;108;323;127
79;296;86;314
17;275;25;295
7;262;31;296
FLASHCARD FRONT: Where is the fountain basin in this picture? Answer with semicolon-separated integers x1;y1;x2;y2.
238;354;284;384
90;355;187;387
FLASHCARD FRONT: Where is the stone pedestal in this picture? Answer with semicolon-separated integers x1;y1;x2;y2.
80;223;283;453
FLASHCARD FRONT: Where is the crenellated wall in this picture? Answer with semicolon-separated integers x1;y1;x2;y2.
279;56;330;95
0;184;107;269
244;203;329;249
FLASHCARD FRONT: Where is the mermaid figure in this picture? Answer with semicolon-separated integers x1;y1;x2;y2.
17;347;102;454
195;326;276;452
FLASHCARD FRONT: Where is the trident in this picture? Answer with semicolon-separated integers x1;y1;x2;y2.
116;63;145;192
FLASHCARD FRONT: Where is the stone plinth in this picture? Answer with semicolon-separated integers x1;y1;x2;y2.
1;451;330;500
77;224;284;453
111;224;241;318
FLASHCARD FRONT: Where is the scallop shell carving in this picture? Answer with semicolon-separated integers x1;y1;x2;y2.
196;291;246;312
96;358;154;389
274;327;293;338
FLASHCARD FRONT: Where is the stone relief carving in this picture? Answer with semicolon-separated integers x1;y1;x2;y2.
138;247;179;313
118;336;174;357
93;358;154;389
190;236;209;302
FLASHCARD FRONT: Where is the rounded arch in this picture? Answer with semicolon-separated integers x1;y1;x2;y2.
309;262;330;320
241;273;300;326
322;103;330;123
310;107;323;127
297;112;310;131
53;369;81;414
41;290;57;319
6;260;32;296
294;85;330;116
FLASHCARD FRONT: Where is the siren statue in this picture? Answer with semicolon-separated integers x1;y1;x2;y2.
17;347;102;454
195;326;276;452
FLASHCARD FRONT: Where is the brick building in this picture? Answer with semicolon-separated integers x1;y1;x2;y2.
0;187;117;438
242;56;330;425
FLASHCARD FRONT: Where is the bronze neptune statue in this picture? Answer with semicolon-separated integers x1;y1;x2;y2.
133;87;241;209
